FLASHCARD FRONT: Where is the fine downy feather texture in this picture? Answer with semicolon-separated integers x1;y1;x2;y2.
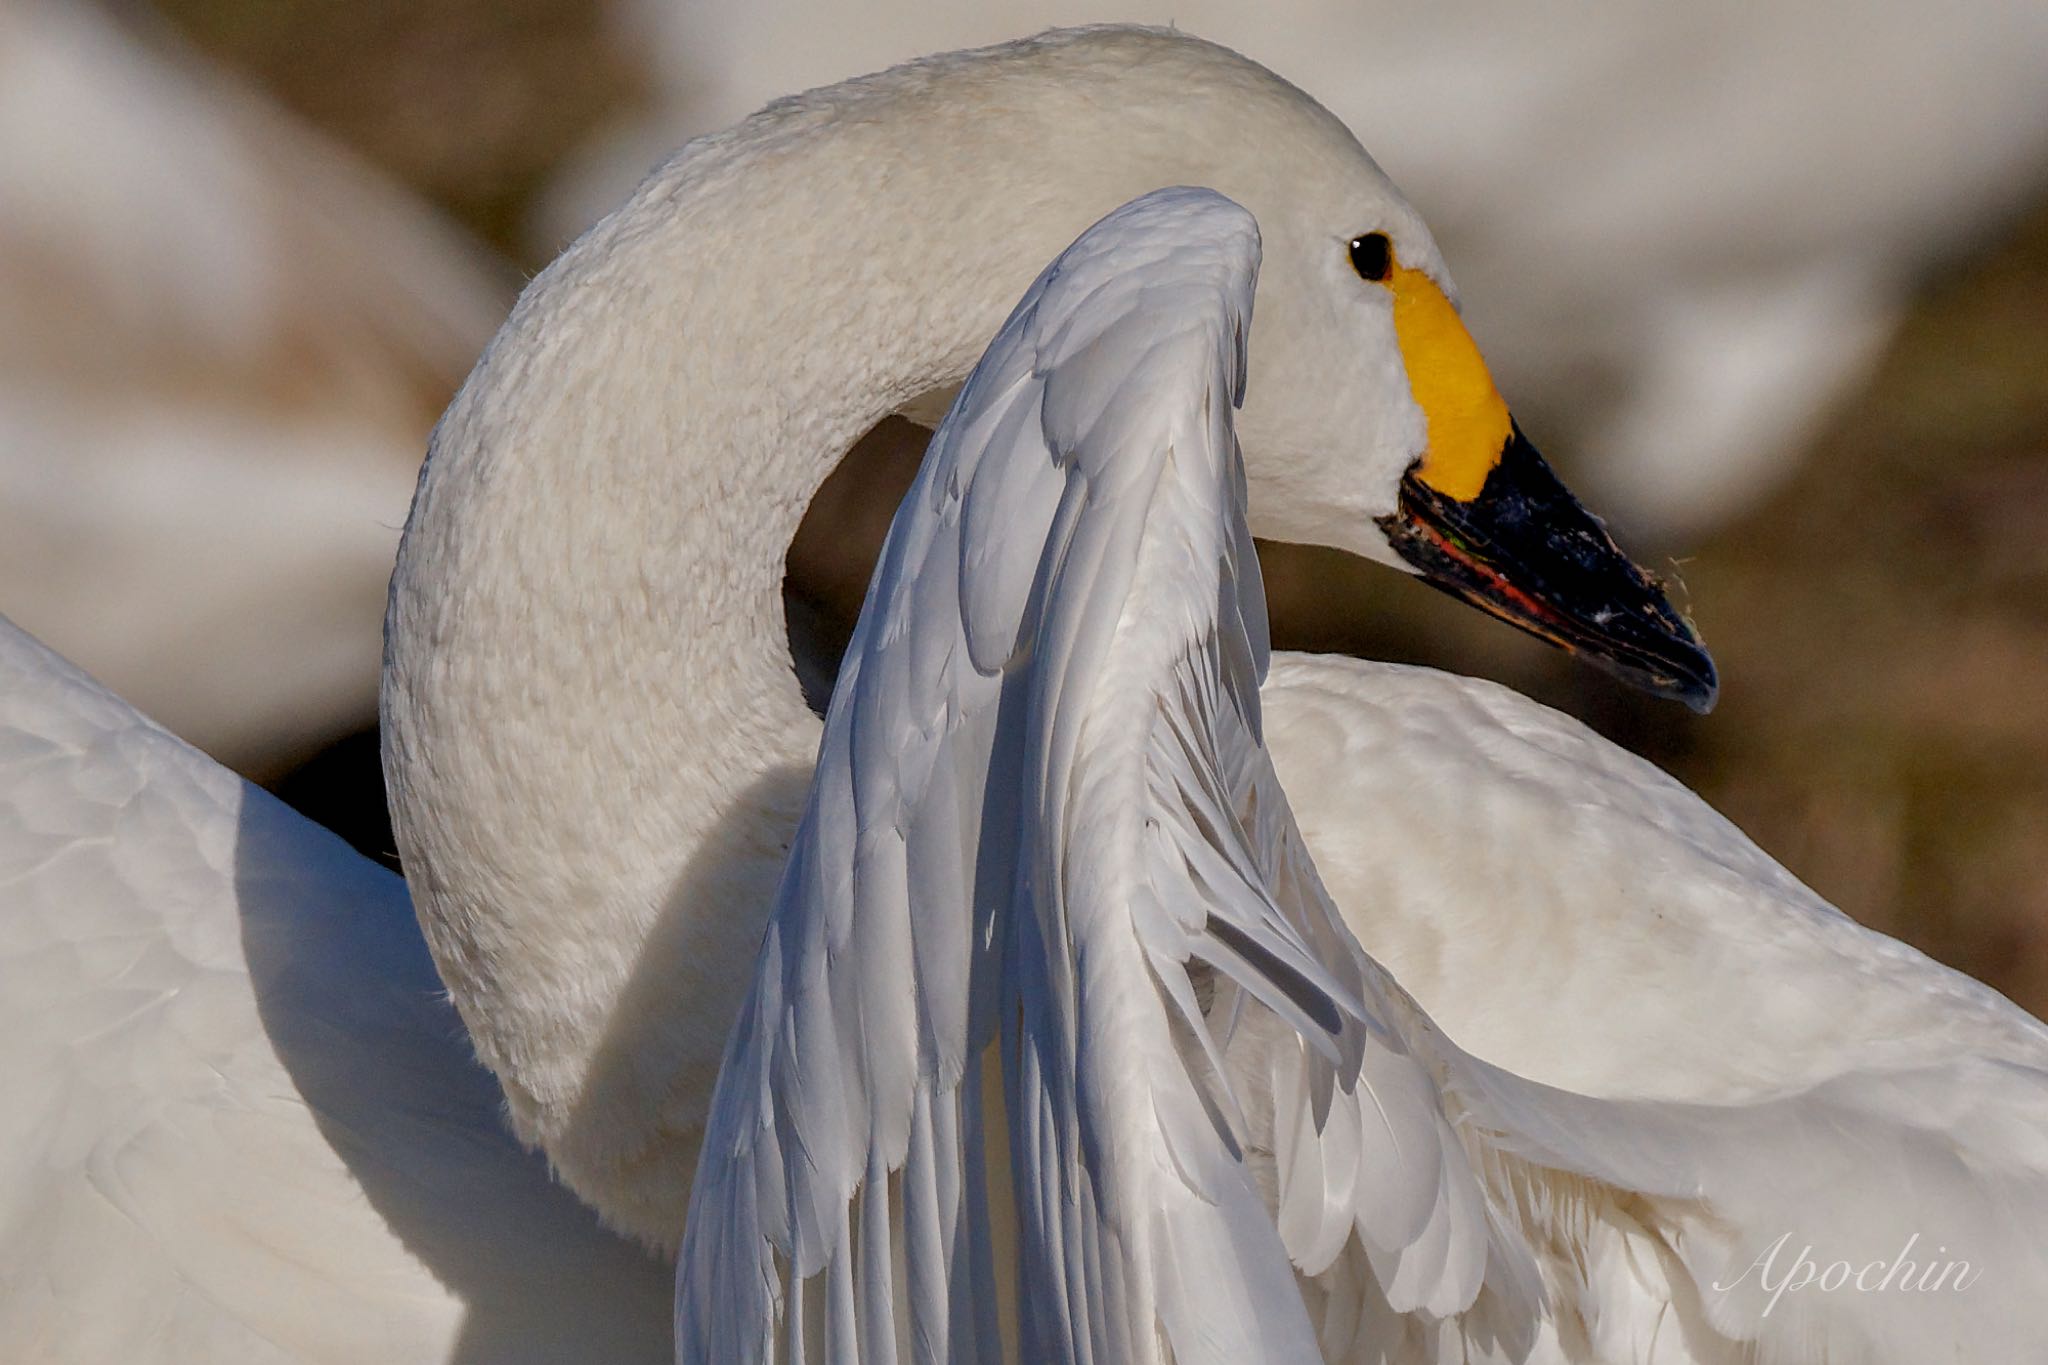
675;188;2048;1363
0;616;673;1362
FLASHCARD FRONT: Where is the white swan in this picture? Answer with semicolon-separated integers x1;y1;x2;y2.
673;184;2048;1363
382;25;2048;1357
0;0;507;773
6;24;2041;1362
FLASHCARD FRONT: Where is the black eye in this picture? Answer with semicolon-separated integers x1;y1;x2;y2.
1349;232;1392;283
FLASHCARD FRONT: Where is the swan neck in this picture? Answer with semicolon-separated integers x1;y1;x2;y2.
381;26;1341;1247
380;81;1032;1248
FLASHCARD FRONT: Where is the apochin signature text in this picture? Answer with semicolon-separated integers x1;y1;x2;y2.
1714;1232;1980;1317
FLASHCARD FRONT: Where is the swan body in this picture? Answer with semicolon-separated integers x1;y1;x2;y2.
677;188;2048;1362
0;614;671;1361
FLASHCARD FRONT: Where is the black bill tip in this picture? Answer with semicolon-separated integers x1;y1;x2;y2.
1378;423;1719;713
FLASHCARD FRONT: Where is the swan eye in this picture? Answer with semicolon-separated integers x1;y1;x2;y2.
1349;232;1392;283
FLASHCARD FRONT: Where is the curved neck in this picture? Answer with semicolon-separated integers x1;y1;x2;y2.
381;28;1327;1248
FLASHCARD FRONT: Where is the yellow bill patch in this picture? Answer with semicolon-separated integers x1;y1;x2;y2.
1391;263;1512;502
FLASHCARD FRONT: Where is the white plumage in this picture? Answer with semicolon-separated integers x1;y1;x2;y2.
674;188;2048;1362
8;25;2047;1363
0;616;671;1360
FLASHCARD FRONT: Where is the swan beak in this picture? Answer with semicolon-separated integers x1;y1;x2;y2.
1376;423;1719;713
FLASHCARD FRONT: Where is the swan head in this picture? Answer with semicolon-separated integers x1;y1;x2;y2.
1220;155;1718;711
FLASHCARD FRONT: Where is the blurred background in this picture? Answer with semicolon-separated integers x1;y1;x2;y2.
6;0;2046;1012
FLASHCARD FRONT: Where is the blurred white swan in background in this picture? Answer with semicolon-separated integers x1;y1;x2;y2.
676;185;2048;1364
7;25;2045;1362
545;0;2048;542
0;0;508;774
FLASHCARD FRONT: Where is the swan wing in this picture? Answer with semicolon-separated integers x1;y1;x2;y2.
1283;961;2048;1362
676;187;1305;1364
1259;655;2048;1361
1172;571;2048;1361
0;616;671;1362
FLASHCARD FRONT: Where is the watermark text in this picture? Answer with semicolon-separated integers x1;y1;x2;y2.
1713;1233;1979;1317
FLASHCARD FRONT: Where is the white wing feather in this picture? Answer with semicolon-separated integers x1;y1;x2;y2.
676;187;1299;1364
0;616;672;1363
